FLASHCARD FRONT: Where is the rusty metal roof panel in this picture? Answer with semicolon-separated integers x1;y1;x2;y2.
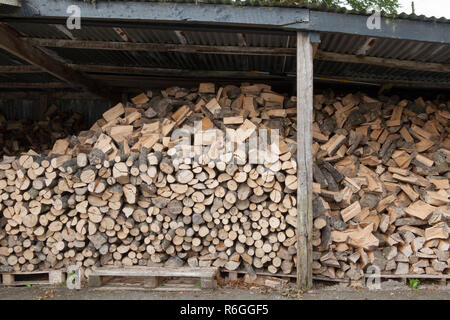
243;33;294;48
8;22;71;39
319;33;369;54
366;38;450;64
122;27;181;44
70;26;124;41
319;32;450;64
314;60;450;83
181;30;241;46
47;47;168;68
42;45;286;73
0;6;448;90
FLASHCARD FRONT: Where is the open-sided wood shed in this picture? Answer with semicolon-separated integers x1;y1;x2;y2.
0;0;449;290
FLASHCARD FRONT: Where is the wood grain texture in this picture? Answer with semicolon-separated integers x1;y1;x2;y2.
296;32;314;291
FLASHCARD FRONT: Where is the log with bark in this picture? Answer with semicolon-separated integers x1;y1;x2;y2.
311;92;449;280
0;106;85;157
0;85;448;282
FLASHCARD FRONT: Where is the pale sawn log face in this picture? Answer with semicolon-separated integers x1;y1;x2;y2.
0;84;449;281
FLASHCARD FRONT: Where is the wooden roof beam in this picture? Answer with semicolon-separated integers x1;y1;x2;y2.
0;67;447;89
0;82;73;88
0;25;116;99
315;50;450;74
23;38;450;74
25;38;296;56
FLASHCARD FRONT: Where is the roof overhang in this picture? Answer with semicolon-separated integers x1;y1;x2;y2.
0;1;449;95
2;0;450;44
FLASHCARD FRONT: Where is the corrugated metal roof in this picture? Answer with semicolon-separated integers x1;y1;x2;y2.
0;3;449;91
9;22;450;63
318;33;450;64
314;60;450;83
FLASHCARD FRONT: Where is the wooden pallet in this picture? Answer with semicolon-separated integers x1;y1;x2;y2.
363;273;450;286
313;274;450;287
222;269;350;283
222;269;296;281
1;270;65;287
222;270;449;287
313;275;350;283
88;266;218;291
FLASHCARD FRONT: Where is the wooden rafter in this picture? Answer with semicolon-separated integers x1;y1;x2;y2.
0;65;41;72
25;38;296;56
0;64;282;78
0;91;106;100
0;82;73;88
1;64;449;89
0;25;115;99
314;75;450;89
315;50;450;73
23;37;450;74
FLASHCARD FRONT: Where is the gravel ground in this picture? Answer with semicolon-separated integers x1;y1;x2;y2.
0;280;448;300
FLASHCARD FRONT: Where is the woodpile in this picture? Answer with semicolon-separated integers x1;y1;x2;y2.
0;105;85;157
0;84;298;276
312;92;450;279
0;84;448;281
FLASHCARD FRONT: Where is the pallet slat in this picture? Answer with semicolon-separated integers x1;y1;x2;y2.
91;266;217;278
1;270;64;286
88;266;218;291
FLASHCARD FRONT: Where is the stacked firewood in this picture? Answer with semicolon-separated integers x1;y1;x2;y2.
312;92;449;279
0;84;299;276
0;84;448;281
0;105;85;157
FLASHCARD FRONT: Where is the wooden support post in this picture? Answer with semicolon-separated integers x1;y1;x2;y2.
296;32;314;291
